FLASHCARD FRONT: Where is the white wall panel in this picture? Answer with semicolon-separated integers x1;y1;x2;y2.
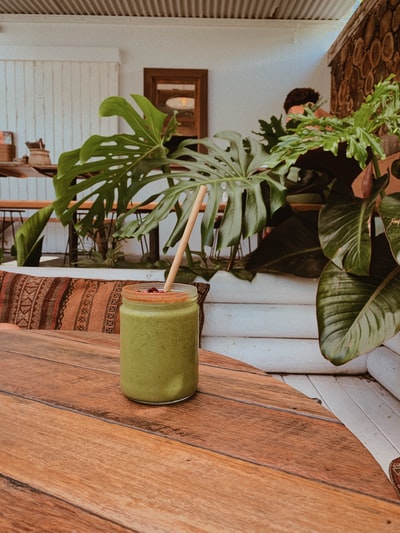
200;337;368;374
0;49;119;253
0;55;119;161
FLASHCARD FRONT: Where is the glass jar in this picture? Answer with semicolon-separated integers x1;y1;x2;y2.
120;282;199;404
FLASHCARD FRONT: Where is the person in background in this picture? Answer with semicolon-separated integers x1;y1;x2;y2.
247;87;368;275
282;87;363;190
283;87;331;120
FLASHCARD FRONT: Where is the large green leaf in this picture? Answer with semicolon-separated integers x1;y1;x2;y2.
246;211;327;278
115;131;286;254
15;205;54;266
318;175;388;275
242;183;268;238
52;94;176;236
379;192;400;264
317;235;400;364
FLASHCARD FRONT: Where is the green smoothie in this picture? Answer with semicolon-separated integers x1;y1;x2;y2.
120;283;199;404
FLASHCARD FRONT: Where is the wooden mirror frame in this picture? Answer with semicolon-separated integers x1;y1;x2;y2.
143;68;208;144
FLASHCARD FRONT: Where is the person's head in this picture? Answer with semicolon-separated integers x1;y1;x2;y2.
283;88;320;114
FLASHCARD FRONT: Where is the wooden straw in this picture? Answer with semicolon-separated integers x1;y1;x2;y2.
164;185;207;292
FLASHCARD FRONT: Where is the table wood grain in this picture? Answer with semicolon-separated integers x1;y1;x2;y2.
0;329;399;532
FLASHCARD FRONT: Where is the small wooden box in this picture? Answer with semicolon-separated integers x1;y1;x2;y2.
0;144;16;162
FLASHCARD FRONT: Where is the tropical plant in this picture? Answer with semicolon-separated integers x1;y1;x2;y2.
249;75;400;365
15;76;400;367
253;114;286;153
15;94;286;278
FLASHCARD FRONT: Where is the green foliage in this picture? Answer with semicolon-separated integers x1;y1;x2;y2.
14;205;54;266
266;76;400;173
246;211;327;278
256;76;400;364
53;94;177;236
253;115;287;153
52;96;287;269
15;75;400;366
318;175;389;275
115;131;286;254
15;93;286;275
317;237;400;364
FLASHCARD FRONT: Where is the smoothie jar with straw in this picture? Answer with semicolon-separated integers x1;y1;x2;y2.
120;282;199;404
120;185;206;404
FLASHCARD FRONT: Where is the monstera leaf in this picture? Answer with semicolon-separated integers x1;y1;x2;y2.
53;94;177;236
317;235;400;364
246;210;327;278
115;131;287;254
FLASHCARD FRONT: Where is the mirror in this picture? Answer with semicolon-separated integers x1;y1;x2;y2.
144;68;208;151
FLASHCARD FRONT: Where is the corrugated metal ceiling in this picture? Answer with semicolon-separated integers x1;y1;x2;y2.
0;0;360;21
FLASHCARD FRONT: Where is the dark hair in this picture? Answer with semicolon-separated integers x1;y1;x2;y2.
283;88;320;113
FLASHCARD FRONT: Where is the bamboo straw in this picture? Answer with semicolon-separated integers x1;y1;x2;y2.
164;185;207;292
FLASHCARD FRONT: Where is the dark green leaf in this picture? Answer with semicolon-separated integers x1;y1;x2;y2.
217;187;244;249
242;184;267;237
317;235;400;364
379;192;400;264
319;175;388;275
246;211;327;278
15;205;54;266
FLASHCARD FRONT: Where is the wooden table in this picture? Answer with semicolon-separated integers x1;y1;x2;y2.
0;329;399;531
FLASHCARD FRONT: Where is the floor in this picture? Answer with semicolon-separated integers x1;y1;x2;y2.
272;373;400;480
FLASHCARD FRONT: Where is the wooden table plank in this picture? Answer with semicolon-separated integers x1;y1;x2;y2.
1;394;400;532
0;476;131;533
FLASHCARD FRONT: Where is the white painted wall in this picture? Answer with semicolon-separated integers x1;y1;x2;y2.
0;15;344;139
0;47;119;159
0;15;346;255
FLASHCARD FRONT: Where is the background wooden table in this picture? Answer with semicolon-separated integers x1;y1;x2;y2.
0;329;399;532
